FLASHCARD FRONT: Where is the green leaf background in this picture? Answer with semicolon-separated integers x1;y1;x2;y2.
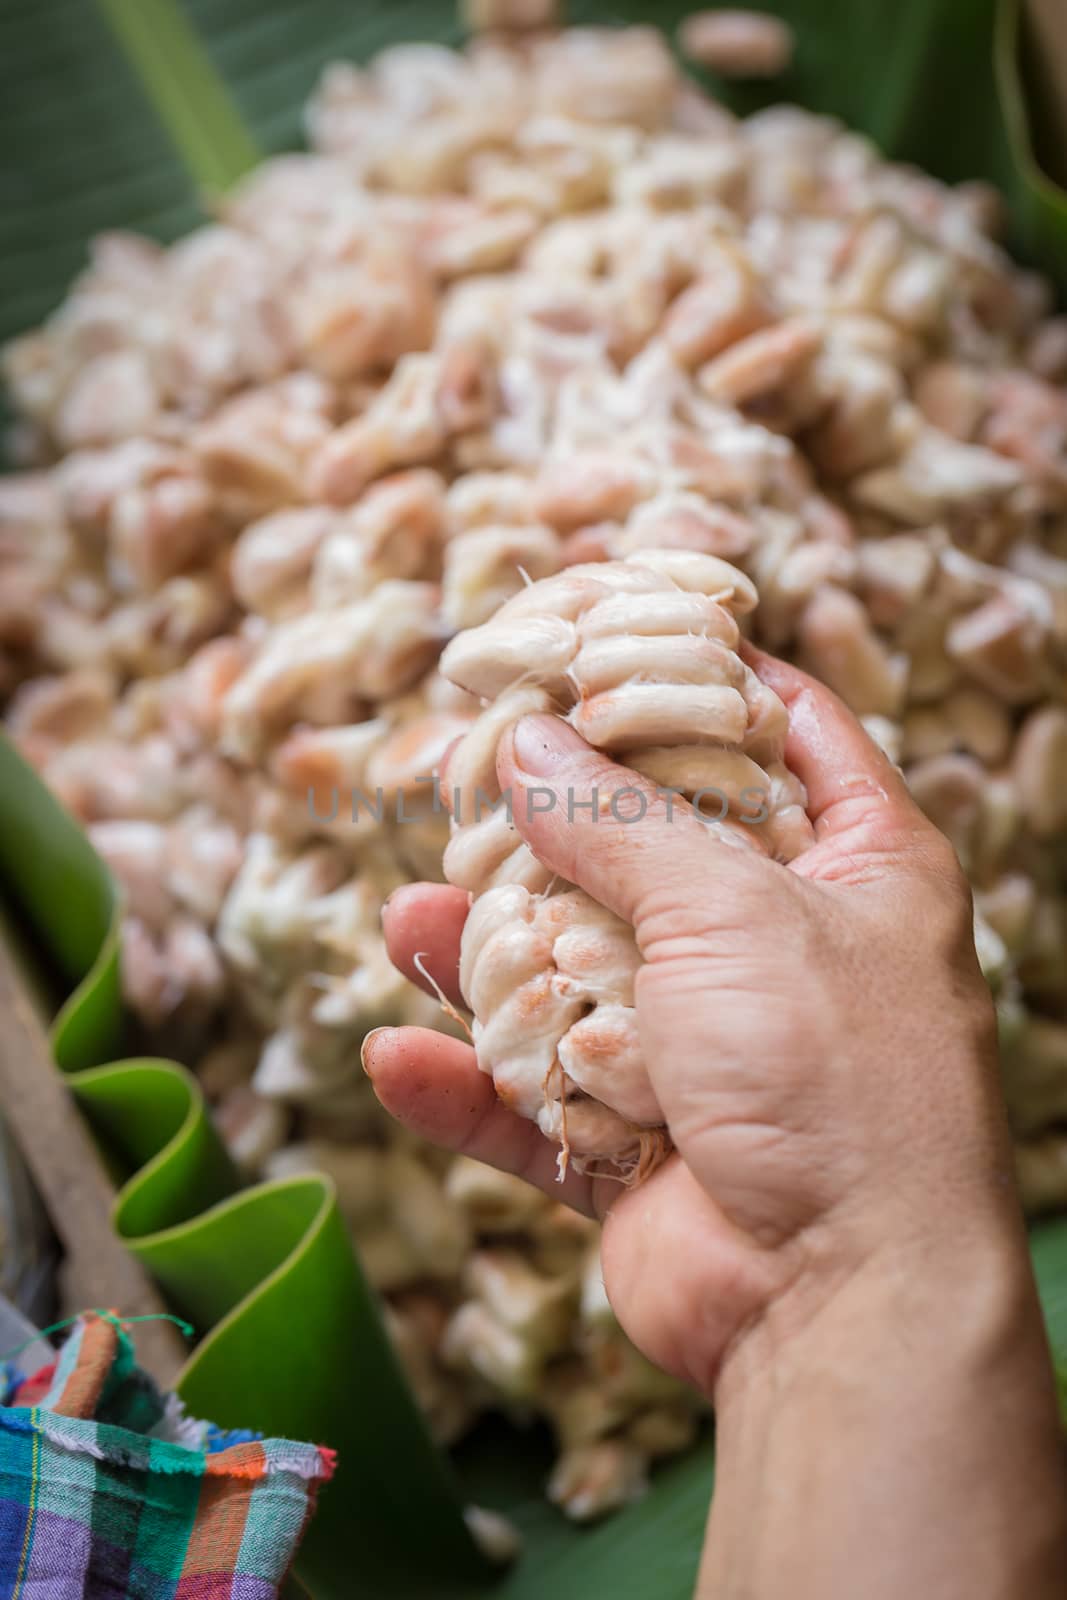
2;2;1067;1594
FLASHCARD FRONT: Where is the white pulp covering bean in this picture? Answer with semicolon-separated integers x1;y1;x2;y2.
3;11;1067;1518
442;549;812;1177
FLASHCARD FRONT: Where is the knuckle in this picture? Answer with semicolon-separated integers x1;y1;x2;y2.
927;836;972;902
919;868;982;970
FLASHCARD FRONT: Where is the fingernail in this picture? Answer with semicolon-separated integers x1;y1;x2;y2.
360;1026;390;1078
511;713;584;777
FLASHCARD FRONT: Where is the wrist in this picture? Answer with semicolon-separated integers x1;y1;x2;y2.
701;1214;1067;1600
715;1201;1043;1412
712;1027;1038;1406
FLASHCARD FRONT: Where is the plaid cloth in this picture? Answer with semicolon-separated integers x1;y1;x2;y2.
0;1312;334;1599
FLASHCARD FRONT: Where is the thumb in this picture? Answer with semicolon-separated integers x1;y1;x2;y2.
497;713;773;933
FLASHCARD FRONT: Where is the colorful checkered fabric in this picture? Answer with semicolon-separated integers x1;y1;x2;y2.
0;1313;334;1598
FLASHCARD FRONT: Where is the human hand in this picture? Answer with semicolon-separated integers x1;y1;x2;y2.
365;648;1025;1395
366;647;1067;1595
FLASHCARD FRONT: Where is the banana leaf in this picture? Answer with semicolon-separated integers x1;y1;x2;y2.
2;0;1067;351
2;2;1067;1595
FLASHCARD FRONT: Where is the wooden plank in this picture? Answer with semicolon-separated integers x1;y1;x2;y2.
0;929;184;1384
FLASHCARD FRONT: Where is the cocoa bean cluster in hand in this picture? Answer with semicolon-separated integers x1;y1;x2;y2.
441;550;812;1179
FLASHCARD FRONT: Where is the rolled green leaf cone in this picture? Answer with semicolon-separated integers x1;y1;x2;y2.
0;738;489;1596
